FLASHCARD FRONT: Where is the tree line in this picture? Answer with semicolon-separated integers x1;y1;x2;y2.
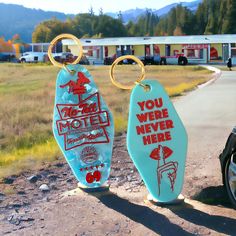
32;0;236;43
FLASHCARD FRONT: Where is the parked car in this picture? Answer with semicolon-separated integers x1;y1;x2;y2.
104;54;188;66
0;54;16;62
138;55;167;65
53;53;89;65
219;127;236;208
104;54;117;65
19;52;46;63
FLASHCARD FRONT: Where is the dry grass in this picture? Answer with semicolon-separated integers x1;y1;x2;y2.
0;63;212;178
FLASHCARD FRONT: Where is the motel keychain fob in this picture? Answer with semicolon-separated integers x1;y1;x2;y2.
48;34;114;188
110;56;187;202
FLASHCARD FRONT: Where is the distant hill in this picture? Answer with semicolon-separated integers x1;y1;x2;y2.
154;0;202;16
106;0;202;23
0;1;202;42
0;3;68;42
106;8;146;23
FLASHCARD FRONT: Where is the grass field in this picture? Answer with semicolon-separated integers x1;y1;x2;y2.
0;63;212;178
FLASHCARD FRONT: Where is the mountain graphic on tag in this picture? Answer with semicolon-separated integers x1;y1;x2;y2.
127;80;188;202
53;65;114;188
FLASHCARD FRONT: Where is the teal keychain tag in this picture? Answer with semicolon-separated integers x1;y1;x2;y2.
110;56;188;202
49;34;114;188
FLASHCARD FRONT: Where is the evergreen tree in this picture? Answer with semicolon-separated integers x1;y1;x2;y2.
99;8;103;16
223;0;236;33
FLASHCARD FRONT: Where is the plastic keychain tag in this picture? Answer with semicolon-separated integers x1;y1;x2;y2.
49;35;114;188
110;55;187;202
127;80;187;202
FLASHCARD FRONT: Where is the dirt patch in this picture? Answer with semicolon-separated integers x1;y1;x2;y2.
1;134;236;236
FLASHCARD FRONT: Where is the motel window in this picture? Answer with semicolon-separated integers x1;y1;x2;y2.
33;45;41;52
165;45;171;56
43;45;49;52
186;49;204;59
88;47;93;57
186;49;195;57
199;49;204;59
231;48;236;57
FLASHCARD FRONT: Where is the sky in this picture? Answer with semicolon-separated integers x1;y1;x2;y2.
0;0;196;14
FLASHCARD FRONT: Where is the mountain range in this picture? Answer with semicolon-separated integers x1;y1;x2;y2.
107;0;202;23
0;1;202;43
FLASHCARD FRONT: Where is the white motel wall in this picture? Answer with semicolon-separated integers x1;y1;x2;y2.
29;34;236;65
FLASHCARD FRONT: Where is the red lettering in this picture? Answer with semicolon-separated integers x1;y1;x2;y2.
143;135;151;145
162;108;169;118
159;121;166;130
62;107;79;118
146;100;154;110
148;111;155;121
61;103;97;118
80;116;89;126
136;125;145;135
166;120;174;129
137;113;148;122
151;134;158;143
155;98;163;108
157;133;165;142
136;119;174;135
98;113;107;125
144;124;152;133
138;98;163;111
142;131;172;145
154;110;162;119
137;101;145;111
150;122;159;132
59;121;71;133
79;103;97;114
165;131;172;141
71;119;81;129
90;115;100;125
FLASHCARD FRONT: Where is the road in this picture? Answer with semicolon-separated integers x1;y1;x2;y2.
175;70;236;198
1;69;236;236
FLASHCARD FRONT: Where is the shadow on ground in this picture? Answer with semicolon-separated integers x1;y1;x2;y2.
169;201;236;235
95;190;236;235
96;192;194;236
192;185;232;208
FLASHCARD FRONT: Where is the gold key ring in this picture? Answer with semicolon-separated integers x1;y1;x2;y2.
109;55;146;90
48;34;83;70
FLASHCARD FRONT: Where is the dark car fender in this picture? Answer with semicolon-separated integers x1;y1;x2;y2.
219;127;236;183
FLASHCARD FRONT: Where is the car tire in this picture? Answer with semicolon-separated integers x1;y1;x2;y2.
21;58;26;63
224;153;236;209
160;57;167;65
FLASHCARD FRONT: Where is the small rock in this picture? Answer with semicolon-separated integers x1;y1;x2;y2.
3;177;15;184
17;191;26;195
48;174;58;182
7;215;14;221
43;196;50;202
50;184;58;190
8;203;22;209
123;229;131;234
39;184;50;192
3;231;12;235
8;214;20;225
66;178;73;183
21;217;34;222
0;192;5;201
127;176;132;182
55;163;64;168
27;175;38;183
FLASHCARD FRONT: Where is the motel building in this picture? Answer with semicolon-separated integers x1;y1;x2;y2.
29;34;236;65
